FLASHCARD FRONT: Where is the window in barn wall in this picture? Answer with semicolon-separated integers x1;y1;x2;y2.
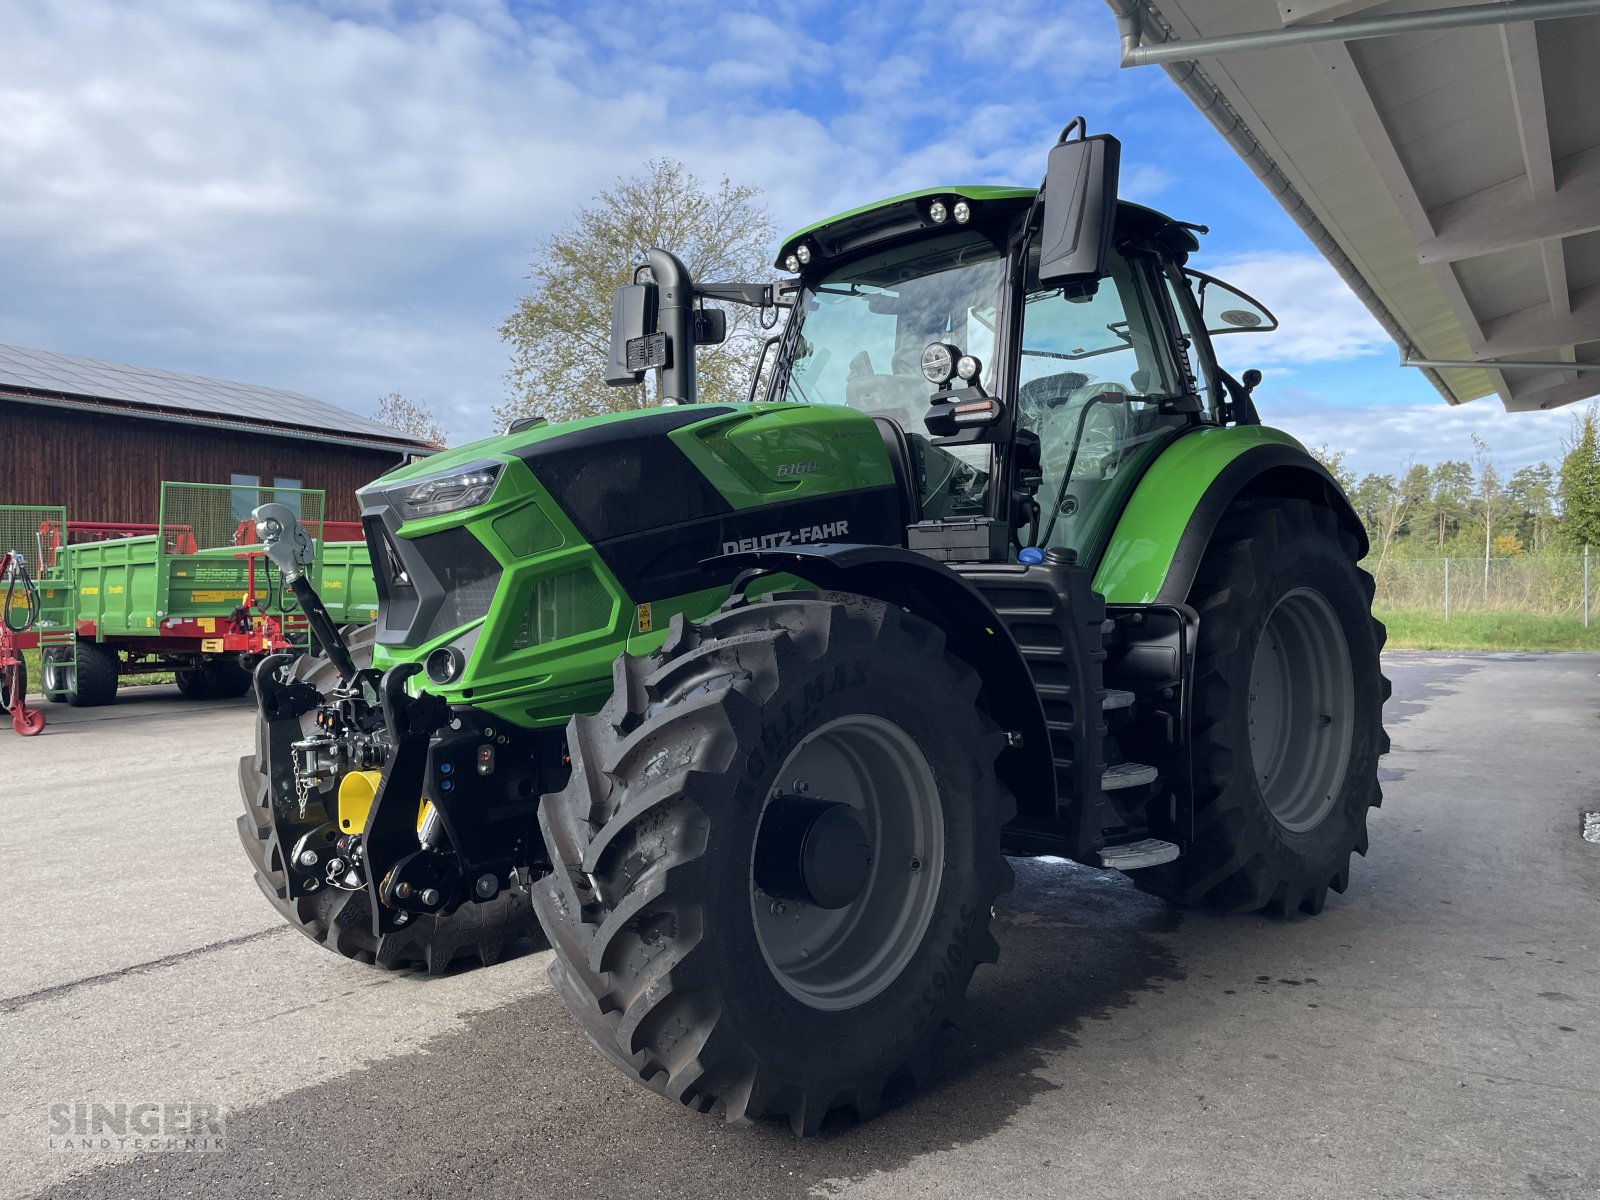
230;474;260;527
273;478;302;519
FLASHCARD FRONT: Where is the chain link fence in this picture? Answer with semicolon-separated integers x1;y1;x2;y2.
1368;551;1593;624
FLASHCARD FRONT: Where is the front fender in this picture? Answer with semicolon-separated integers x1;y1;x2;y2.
1095;425;1365;605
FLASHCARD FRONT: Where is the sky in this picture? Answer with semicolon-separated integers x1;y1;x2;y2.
0;0;1585;478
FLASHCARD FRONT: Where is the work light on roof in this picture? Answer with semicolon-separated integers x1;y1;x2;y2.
784;254;800;273
953;200;972;224
795;243;812;265
928;200;948;224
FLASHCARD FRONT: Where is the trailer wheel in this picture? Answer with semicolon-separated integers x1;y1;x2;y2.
44;641;119;708
174;669;213;700
1135;498;1387;916
179;658;252;700
534;594;1014;1133
236;623;544;974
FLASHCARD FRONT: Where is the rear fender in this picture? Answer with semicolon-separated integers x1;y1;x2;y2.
1095;426;1365;605
708;544;1055;816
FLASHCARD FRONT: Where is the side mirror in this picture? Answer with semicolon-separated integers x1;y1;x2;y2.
604;282;660;387
693;306;727;346
1038;121;1121;286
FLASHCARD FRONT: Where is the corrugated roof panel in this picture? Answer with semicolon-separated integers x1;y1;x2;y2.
0;343;430;447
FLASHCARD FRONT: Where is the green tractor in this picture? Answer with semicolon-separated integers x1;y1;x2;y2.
239;122;1387;1133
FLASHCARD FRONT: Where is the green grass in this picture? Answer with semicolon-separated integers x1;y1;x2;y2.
1377;608;1600;652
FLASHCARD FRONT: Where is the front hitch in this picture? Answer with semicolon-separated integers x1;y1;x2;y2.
363;664;453;935
252;502;359;683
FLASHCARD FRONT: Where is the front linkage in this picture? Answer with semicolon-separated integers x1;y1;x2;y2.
251;506;559;940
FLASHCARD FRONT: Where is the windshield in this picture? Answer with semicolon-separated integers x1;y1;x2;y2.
780;230;1006;518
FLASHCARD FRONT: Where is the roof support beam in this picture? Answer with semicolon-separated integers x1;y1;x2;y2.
1416;145;1600;263
1500;22;1554;199
1118;0;1600;66
1312;42;1489;351
1276;0;1390;26
1477;283;1600;357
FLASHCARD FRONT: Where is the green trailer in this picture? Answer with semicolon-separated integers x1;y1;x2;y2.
3;482;375;707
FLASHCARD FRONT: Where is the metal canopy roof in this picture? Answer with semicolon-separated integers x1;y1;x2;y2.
0;343;433;451
1108;0;1600;410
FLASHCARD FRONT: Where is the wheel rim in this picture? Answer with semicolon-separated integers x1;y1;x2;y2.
1247;586;1355;833
751;714;944;1012
42;658;72;694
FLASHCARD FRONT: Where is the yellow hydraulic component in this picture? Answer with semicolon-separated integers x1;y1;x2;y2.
337;770;432;834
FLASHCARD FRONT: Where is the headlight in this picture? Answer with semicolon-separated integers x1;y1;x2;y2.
920;342;959;385
389;462;503;520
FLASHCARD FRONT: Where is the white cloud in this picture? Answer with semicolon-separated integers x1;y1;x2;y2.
1201;251;1392;365
1270;393;1585;479
1;0;1152;443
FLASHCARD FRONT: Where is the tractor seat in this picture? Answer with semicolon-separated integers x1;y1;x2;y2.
872;416;922;530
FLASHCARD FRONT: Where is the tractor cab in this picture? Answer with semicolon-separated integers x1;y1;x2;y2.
764;153;1277;569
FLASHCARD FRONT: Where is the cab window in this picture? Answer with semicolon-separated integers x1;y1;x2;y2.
1016;243;1192;553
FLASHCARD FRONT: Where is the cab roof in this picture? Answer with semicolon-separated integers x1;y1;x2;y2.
776;188;1200;270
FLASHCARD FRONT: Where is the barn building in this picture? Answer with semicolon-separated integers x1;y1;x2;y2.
0;343;435;526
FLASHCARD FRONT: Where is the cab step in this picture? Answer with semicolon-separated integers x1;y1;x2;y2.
1101;688;1134;711
1101;761;1158;790
1098;838;1180;871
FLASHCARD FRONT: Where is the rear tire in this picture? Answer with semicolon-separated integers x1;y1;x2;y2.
534;593;1015;1133
1135;498;1387;915
46;640;119;707
236;623;543;973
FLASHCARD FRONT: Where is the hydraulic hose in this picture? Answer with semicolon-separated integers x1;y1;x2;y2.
2;554;39;634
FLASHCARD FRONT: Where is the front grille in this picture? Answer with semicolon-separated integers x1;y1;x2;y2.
365;514;502;647
412;527;501;644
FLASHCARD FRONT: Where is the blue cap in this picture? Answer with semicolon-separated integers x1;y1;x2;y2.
1018;546;1044;565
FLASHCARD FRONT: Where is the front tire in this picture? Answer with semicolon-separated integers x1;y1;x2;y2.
1135;498;1387;915
534;593;1015;1133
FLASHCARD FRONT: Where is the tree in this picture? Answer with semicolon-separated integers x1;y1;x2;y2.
1354;457;1421;566
375;392;447;446
497;160;777;425
1471;434;1502;588
1425;461;1474;550
1310;445;1356;493
1505;462;1556;552
1558;401;1600;550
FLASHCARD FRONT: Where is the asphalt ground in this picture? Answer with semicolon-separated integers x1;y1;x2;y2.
2;651;1597;1200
